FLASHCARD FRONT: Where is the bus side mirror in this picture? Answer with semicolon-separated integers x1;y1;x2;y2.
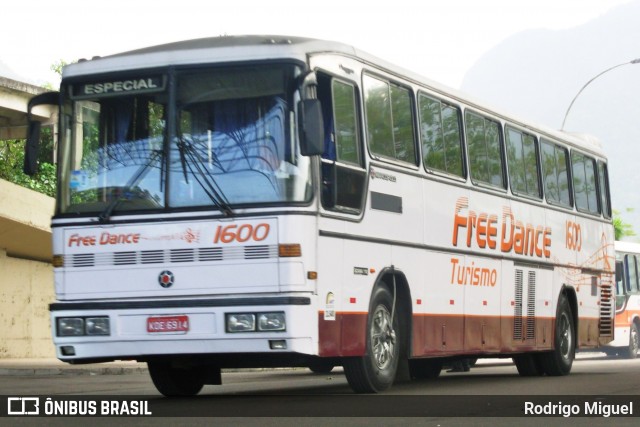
23;91;60;175
298;99;324;156
24;121;41;175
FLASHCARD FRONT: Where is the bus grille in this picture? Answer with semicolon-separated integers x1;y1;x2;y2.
513;268;536;341
598;281;614;337
65;245;278;268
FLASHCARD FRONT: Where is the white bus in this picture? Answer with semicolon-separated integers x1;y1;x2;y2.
25;36;615;395
604;241;640;358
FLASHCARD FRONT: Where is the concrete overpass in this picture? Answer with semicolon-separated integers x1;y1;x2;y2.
0;76;56;140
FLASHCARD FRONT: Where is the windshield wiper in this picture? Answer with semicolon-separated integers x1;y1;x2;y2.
177;136;234;217
98;150;163;223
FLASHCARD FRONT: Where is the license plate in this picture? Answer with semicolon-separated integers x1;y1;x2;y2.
147;315;189;333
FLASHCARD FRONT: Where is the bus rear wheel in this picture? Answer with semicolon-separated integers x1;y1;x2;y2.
148;360;205;397
540;294;575;376
513;354;545;376
344;286;400;393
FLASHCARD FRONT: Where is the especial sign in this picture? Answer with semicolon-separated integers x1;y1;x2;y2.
71;76;166;99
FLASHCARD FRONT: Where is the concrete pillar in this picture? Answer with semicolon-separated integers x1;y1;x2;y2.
0;245;55;358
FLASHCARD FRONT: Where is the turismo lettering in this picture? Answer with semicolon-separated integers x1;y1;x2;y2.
450;257;497;287
452;197;551;259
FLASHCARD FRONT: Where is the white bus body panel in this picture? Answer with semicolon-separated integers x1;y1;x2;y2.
50;215;321;360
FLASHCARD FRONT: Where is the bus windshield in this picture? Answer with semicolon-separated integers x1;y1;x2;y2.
58;64;312;215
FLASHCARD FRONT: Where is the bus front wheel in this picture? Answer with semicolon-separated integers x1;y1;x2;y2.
344;286;400;393
148;360;205;397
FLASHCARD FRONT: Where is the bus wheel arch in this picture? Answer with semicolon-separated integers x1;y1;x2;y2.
343;269;412;393
563;286;579;338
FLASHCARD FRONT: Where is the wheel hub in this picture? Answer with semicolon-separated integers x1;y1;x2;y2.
371;305;396;370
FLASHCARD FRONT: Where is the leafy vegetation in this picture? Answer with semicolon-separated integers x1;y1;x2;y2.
0;128;56;197
613;208;636;241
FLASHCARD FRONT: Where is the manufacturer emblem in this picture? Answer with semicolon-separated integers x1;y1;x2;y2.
158;271;174;288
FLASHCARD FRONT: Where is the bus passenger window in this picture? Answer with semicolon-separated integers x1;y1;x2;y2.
598;161;612;219
571;152;599;215
389;85;415;164
363;75;416;164
541;140;572;208
506;127;540;199
419;94;464;177
465;111;505;189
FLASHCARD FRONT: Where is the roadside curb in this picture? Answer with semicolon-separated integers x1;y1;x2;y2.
0;367;148;377
0;360;148;377
0;360;307;377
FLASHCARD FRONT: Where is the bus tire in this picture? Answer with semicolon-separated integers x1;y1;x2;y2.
540;294;575;376
627;322;639;359
308;361;335;374
513;354;545;376
147;360;205;397
344;286;399;393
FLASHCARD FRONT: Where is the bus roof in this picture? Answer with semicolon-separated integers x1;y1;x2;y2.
64;35;352;77
63;35;605;157
615;241;640;253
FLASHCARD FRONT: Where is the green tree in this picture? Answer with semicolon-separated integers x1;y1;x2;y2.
42;59;68;90
613;208;636;241
0;131;56;197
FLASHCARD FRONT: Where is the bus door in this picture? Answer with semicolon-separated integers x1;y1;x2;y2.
313;64;368;356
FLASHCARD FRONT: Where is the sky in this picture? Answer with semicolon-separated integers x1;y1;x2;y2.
2;0;633;89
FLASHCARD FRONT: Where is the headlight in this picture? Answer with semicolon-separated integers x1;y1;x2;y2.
225;312;286;333
85;317;110;335
226;314;256;332
56;316;111;337
258;312;286;331
57;318;84;336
